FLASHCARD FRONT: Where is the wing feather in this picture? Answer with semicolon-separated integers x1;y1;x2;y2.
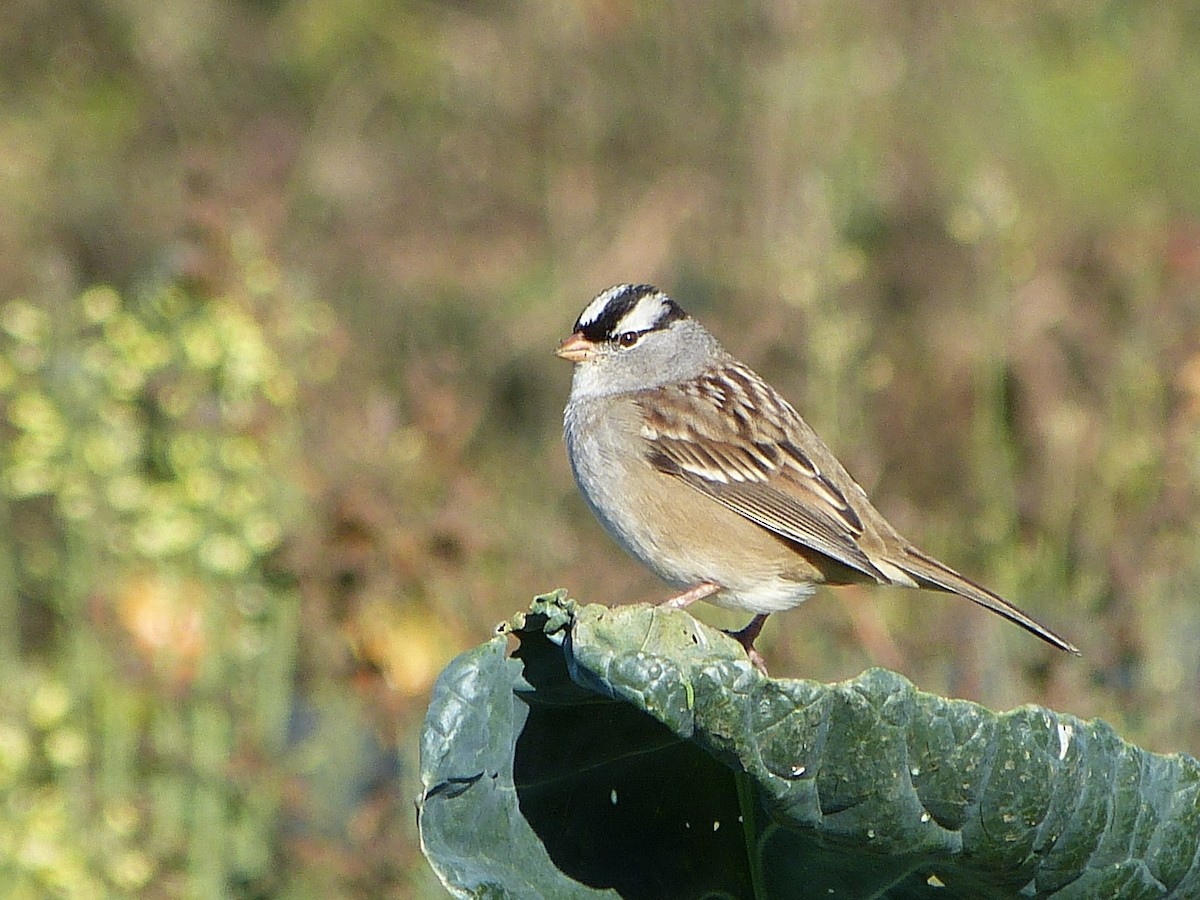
637;362;887;582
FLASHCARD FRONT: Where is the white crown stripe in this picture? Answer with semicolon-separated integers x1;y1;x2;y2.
613;292;671;334
576;283;633;329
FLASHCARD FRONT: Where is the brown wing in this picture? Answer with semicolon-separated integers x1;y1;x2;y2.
636;360;890;583
636;359;1080;655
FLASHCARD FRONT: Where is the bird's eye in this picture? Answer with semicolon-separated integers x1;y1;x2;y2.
616;331;640;347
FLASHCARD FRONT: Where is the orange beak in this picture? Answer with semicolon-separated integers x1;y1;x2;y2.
555;332;596;363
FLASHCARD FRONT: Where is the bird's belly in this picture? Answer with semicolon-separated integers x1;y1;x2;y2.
566;409;815;614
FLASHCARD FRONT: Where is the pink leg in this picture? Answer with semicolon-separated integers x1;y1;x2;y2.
661;581;721;609
726;614;770;674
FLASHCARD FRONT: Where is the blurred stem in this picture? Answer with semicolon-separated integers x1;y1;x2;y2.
61;522;141;830
95;658;141;803
971;336;1020;538
235;584;303;879
190;698;232;899
969;235;1021;550
255;586;301;754
189;593;233;898
149;703;189;860
0;500;17;662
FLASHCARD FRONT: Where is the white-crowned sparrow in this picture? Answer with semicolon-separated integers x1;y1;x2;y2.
556;283;1078;670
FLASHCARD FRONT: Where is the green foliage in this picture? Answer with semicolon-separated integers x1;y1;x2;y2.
0;273;314;581
0;667;123;897
420;592;1200;898
0;258;329;896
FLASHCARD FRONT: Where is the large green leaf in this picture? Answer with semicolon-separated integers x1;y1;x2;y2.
418;592;1200;898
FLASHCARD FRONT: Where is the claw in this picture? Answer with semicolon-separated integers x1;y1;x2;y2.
725;614;770;674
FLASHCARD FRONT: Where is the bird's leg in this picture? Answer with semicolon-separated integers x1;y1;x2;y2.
660;585;769;672
661;581;721;609
725;614;770;674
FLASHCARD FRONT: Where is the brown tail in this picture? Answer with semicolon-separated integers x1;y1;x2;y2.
895;546;1080;655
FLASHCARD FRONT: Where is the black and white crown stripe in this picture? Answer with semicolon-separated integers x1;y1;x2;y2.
574;284;688;343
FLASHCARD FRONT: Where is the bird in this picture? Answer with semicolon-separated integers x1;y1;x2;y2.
555;283;1079;671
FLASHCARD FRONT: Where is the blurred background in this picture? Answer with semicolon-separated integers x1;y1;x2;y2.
2;1;1199;896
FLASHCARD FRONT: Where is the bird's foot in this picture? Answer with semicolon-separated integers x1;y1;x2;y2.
724;614;770;675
